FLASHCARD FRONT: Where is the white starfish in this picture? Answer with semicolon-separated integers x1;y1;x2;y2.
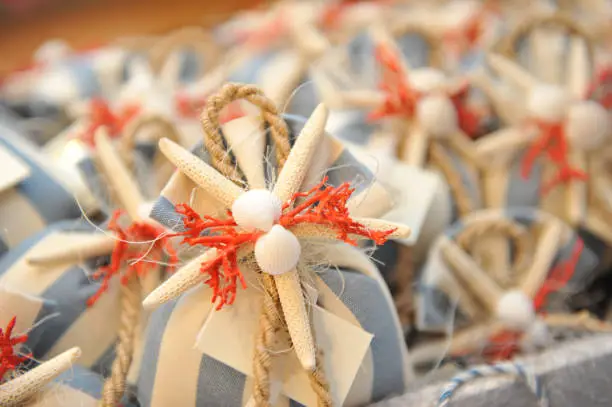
26;128;155;274
142;103;410;371
0;347;82;406
412;210;611;364
476;51;612;233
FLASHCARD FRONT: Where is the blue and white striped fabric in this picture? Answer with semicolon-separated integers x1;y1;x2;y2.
137;267;408;407
0;124;82;258
0;220;121;376
438;362;548;407
416;207;599;332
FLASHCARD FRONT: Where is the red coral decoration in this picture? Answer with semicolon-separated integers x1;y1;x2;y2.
234;11;287;50
521;120;588;195
368;45;482;137
87;210;178;307
174;177;395;310
586;67;612;110
77;98;140;147
0;317;30;381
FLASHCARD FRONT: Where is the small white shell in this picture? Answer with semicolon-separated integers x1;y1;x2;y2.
495;289;536;329
35;68;81;105
255;225;301;275
565;100;611;151
416;94;458;138
232;189;282;232
527;85;570;122
410;68;447;93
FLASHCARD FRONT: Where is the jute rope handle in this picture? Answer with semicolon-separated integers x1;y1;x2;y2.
201;83;292;185
100;274;142;406
148;27;221;75
456;218;533;286
200;83;332;407
500;12;596;66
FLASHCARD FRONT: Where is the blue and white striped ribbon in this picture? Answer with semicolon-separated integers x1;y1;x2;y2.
438;362;548;407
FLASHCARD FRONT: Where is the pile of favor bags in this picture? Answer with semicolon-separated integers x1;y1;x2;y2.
1;0;612;406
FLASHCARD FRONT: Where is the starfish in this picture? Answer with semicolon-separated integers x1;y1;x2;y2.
27;128;177;301
411;210;612;366
142;104;410;371
476;51;611;231
0;344;81;406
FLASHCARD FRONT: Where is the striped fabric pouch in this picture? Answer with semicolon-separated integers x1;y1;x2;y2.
0;220;121;376
0;123;82;257
0;285;125;407
139;112;411;406
415;207;599;334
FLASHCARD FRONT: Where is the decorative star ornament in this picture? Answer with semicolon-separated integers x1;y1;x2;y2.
0;315;81;406
143;103;410;371
476;51;612;236
411;209;612;366
28;127;177;299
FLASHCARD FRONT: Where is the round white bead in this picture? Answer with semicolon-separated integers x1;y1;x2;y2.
527;85;570;122
495;289;536;329
231;189;282;232
416;94;458;138
255;225;301;275
410;68;447;93
565;100;611;151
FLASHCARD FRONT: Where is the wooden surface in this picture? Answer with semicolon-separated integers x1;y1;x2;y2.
0;0;259;75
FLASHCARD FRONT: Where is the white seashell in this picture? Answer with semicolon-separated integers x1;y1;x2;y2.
416;94;458;138
137;201;155;222
255;225;301;275
565;100;611;151
495;289;536;329
410;68;447;93
33;39;71;65
232;189;282;232
527;85;570;122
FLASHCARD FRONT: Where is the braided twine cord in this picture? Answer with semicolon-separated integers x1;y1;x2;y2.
201;83;332;406
500;12;595;64
100;277;142;406
455;218;532;287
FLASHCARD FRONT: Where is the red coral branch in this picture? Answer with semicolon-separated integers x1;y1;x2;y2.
0;316;30;381
521;120;588;195
368;44;420;121
174;177;395;310
449;81;482;137
586;67;612;110
175;93;246;123
77;98;140;147
87;210;178;307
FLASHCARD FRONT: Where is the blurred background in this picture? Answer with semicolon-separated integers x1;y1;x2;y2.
0;0;261;75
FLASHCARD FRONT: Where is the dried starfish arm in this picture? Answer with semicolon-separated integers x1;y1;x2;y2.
95;128;146;221
340;89;386;109
487;53;539;93
401;122;429;166
142;248;222;309
567;36;591;99
158;138;244;209
276;267;316;370
475;126;534;164
446;130;484;169
291;219;411;241
26;233;116;266
439;236;505;314
271;103;328;372
565;150;588;226
520;219;564;298
0;347;81;406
